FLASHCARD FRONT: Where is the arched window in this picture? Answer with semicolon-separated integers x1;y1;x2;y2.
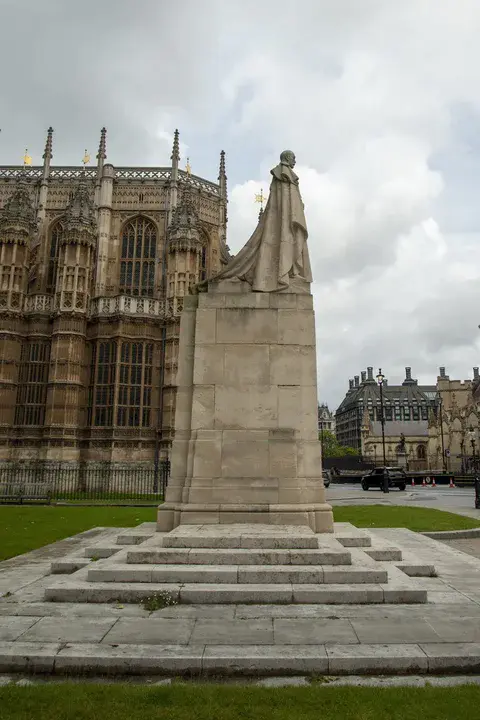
200;246;207;282
417;445;426;460
46;221;63;294
119;217;156;297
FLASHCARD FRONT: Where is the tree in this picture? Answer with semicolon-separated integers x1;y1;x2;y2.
319;430;359;457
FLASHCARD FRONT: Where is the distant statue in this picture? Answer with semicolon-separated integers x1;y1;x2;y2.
397;433;407;454
211;150;313;292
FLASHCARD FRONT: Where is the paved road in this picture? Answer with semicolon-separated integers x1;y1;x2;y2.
326;483;480;520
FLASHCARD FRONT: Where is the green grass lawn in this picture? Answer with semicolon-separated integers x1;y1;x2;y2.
334;504;480;532
1;683;480;720
0;504;478;562
0;505;156;561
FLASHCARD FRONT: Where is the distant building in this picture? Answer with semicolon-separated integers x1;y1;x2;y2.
335;367;437;452
427;367;480;472
0;128;229;468
318;403;335;435
361;416;429;469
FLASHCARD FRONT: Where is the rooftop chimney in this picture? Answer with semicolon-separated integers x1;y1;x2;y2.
367;367;374;381
402;366;417;386
349;379;354;390
361;371;367;383
354;376;360;387
439;366;449;380
474;367;479;381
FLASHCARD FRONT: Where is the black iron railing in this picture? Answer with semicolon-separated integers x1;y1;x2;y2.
0;461;170;504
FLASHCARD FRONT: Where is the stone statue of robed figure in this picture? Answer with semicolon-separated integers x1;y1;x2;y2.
158;148;333;534
213;150;313;292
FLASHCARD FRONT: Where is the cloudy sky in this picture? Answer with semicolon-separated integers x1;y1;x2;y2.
2;0;480;410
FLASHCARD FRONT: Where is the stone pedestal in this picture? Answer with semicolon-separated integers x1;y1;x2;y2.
396;452;408;470
157;279;333;533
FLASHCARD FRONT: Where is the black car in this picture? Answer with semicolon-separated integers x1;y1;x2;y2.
361;467;407;491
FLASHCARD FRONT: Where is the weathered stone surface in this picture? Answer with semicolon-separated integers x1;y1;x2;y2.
0;642;60;673
54;643;205;675
202;645;329;674
0;617;39;641
190;619;273;645
102;618;195;645
274;618;358;645
20;617;117;643
158;277;333;532
420;643;480;672
350;618;441;644
327;644;429;674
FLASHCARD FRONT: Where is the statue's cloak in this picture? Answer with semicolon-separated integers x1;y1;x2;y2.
214;162;313;292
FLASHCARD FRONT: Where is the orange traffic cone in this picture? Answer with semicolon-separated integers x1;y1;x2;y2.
449;477;456;488
423;477;428;487
411;477;415;488
431;477;437;488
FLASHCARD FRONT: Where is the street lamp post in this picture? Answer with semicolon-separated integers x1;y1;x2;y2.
469;428;480;509
376;369;389;494
438;395;447;472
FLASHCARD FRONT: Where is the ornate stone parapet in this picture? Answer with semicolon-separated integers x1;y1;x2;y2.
23;294;53;314
90;295;184;320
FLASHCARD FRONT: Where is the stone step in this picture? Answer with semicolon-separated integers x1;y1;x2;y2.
87;564;388;585
161;535;320;549
6;640;480;676
126;547;352;566
335;533;372;548
45;581;427;605
396;563;436;578
84;546;121;559
365;548;403;562
51;558;90;575
116;531;156;546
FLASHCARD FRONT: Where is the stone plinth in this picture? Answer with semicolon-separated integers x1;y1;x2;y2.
157;279;334;533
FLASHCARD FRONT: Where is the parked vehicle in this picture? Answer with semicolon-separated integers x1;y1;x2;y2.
322;469;332;488
361;466;407;491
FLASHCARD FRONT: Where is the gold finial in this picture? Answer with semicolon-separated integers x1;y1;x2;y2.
185;157;191;175
82;149;91;165
23;149;32;166
254;188;266;210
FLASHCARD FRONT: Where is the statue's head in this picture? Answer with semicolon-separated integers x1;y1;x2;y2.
280;150;296;168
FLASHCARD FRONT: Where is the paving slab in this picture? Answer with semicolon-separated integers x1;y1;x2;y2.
0;617;40;641
20;617;118;644
103;617;195;645
0;602;150;618
274;618;359;645
426;618;480;643
350;618;441;644
191;619;274;645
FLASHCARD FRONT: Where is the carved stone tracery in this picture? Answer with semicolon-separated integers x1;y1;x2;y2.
0;149;224;463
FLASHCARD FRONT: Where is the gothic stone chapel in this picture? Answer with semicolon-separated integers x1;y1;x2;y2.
0;128;229;468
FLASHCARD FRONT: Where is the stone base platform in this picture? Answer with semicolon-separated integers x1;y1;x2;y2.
44;523;431;606
2;523;480;677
